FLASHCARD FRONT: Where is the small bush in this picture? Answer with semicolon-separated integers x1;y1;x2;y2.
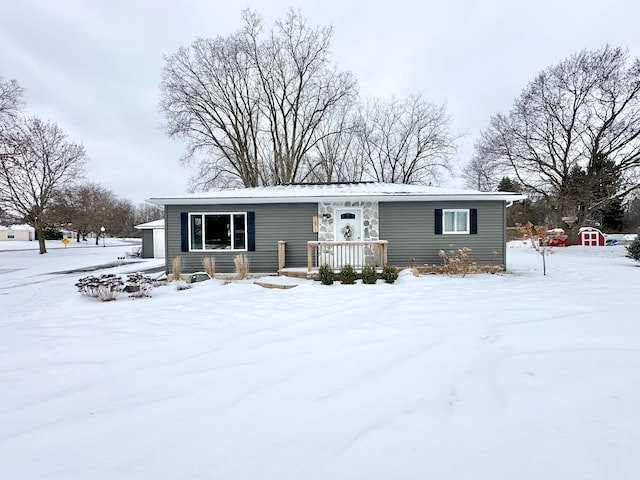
438;247;475;276
361;265;378;284
202;257;216;278
381;264;399;283
318;264;334;285
76;274;123;301
234;254;249;280
173;279;192;291
340;264;357;284
627;232;640;262
170;256;182;281
124;272;154;298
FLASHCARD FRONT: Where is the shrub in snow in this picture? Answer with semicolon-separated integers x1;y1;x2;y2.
170;256;182;281
124;273;154;298
516;221;554;275
76;274;123;302
361;265;378;284
626;231;640;262
234;254;249;280
438;247;475;277
318;264;334;285
340;264;357;284
173;279;192;291
202;257;216;278
381;264;399;284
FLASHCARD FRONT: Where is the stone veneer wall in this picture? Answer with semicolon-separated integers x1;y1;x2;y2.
317;201;379;241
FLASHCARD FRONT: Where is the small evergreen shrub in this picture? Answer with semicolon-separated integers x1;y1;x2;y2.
76;274;123;301
318;264;334;285
340;264;357;284
627;232;640;262
361;265;378;284
381;264;399;283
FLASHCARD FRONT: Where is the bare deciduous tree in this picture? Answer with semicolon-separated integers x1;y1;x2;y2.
304;102;365;183
460;151;506;191
0;76;24;122
475;46;640;241
160;8;357;190
135;202;163;226
355;94;458;185
49;183;119;244
0;117;87;253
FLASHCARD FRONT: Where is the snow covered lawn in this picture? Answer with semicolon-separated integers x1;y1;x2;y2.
1;241;639;479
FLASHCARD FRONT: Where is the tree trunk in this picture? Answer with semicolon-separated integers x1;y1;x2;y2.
35;226;47;254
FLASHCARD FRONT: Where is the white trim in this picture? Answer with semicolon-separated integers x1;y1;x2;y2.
188;212;248;252
442;209;469;234
147;183;527;206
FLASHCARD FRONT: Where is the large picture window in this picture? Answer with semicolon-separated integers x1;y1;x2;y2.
189;213;247;251
443;209;469;234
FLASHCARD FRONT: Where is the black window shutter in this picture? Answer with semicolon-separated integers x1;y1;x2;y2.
247;212;255;251
434;209;443;235
470;208;478;234
180;212;188;251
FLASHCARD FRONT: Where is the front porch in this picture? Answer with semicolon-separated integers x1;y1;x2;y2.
278;240;388;278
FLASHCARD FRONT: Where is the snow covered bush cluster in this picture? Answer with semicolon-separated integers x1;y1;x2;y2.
124;273;154;298
75;274;124;302
76;273;155;301
319;263;398;284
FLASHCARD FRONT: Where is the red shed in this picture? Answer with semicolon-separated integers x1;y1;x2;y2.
578;227;606;246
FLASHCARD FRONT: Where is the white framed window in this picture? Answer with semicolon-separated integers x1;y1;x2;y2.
443;209;469;234
188;212;247;251
7;230;15;239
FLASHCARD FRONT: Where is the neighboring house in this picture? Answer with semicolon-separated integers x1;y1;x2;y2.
147;182;526;275
135;219;165;259
0;224;35;241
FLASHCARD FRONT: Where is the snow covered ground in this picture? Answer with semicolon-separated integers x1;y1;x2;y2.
1;240;639;479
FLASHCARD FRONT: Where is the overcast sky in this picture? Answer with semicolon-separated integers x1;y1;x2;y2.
2;0;640;204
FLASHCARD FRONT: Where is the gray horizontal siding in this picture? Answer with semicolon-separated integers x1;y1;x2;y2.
165;203;317;274
141;230;154;258
379;201;506;267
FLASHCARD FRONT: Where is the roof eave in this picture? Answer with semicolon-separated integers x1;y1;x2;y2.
147;193;528;206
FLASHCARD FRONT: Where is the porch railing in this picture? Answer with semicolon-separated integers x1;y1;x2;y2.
307;241;388;271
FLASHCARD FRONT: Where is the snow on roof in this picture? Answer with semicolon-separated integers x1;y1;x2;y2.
147;182;527;206
135;219;165;230
0;224;35;231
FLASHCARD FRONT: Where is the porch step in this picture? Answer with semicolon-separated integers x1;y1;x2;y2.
278;269;309;279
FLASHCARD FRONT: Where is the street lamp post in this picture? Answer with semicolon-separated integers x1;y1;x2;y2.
100;226;105;247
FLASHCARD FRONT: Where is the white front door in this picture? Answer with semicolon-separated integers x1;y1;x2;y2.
335;208;362;242
333;208;363;268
